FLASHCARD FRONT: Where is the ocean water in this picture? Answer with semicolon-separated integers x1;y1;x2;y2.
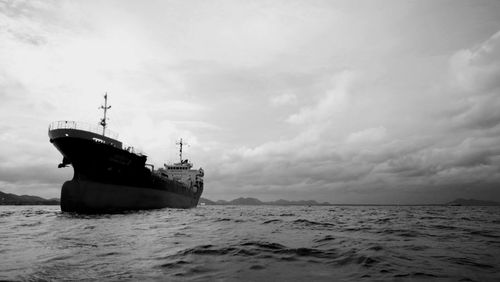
1;205;499;281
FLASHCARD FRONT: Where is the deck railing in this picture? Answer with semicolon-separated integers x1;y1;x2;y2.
48;120;119;140
121;143;145;156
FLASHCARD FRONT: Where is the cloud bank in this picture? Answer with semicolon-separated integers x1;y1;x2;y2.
1;1;500;203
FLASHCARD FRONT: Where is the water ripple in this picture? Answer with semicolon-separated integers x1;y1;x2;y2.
0;205;499;281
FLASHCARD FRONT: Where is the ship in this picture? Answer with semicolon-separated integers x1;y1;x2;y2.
48;94;204;213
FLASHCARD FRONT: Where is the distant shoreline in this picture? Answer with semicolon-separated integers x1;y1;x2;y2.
198;197;500;206
0;191;59;206
1;191;499;206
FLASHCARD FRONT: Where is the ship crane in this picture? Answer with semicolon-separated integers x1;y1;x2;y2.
99;93;111;136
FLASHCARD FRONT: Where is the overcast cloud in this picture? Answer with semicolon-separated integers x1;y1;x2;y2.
1;0;500;203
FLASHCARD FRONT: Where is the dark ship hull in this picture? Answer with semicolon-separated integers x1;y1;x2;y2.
49;124;203;214
61;180;199;213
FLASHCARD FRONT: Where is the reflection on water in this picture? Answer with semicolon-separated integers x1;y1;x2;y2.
1;205;499;281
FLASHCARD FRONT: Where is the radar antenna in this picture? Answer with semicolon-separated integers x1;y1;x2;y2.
176;138;188;163
99;93;111;136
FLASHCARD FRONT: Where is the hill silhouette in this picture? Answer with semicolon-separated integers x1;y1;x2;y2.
446;198;500;206
200;197;500;206
3;192;498;206
199;197;330;206
0;191;59;205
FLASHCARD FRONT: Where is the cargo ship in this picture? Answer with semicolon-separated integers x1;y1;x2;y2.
48;94;204;213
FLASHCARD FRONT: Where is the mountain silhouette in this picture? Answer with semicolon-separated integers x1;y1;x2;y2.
0;191;59;205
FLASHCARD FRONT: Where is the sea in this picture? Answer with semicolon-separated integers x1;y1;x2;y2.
1;205;499;281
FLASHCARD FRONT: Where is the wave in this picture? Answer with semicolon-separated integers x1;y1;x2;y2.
164;240;382;269
314;235;336;243
2;205;500;282
292;219;335;229
448;257;495;269
262;219;282;224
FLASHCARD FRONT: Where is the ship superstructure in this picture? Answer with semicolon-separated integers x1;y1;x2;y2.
158;139;204;194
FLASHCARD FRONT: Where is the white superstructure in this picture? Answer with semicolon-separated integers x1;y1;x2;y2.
156;139;204;193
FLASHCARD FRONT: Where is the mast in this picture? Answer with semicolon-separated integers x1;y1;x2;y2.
176;138;187;163
99;93;111;136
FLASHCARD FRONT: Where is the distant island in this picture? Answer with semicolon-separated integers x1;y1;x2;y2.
1;191;499;206
445;198;500;206
200;197;500;206
199;197;331;206
0;191;59;205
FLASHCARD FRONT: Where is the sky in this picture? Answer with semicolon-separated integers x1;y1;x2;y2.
1;0;500;204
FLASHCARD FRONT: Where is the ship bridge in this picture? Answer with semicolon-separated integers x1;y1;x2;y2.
165;160;193;170
156;138;204;188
